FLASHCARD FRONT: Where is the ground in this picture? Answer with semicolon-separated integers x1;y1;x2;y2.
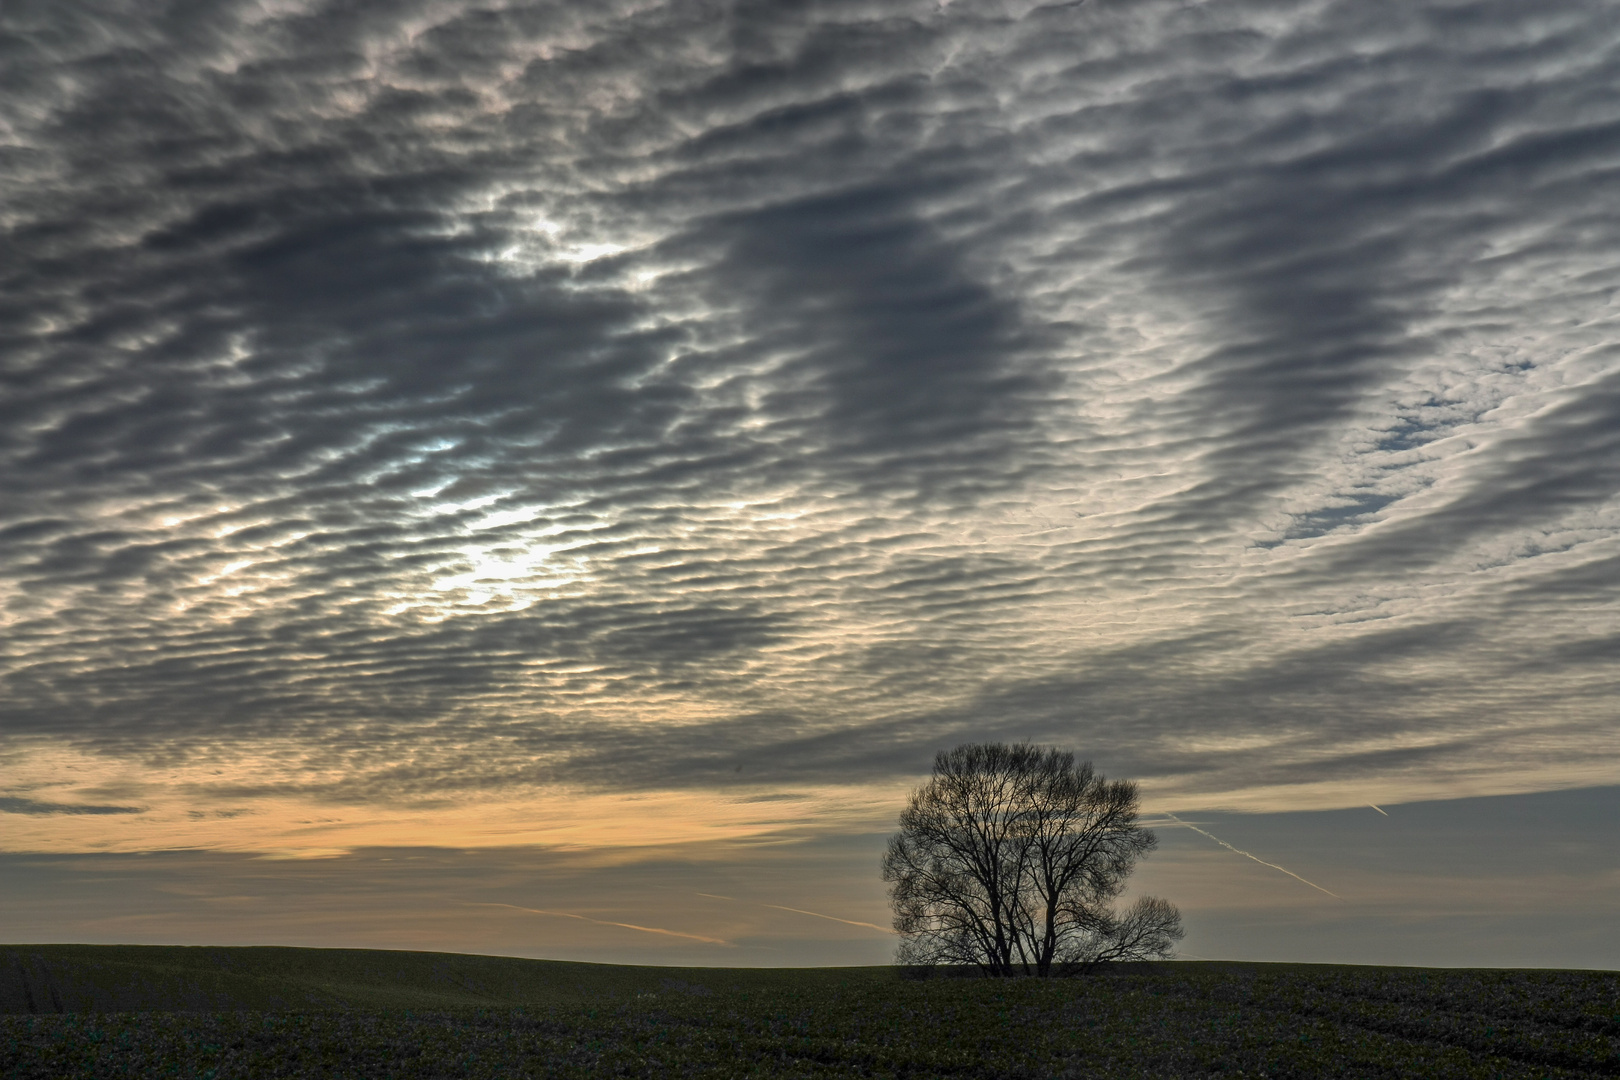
3;945;1617;1078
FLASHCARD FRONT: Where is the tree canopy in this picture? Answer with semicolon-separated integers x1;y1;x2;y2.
882;742;1182;976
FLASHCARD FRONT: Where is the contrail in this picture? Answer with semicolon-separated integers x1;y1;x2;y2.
696;893;893;933
1162;812;1343;900
468;902;730;945
1368;803;1388;816
762;904;893;933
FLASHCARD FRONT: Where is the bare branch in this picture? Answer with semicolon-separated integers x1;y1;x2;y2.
882;742;1177;977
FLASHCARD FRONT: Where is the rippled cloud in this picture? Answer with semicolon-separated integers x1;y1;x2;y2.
3;0;1618;846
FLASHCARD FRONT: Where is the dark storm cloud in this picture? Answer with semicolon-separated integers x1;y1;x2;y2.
2;0;1618;811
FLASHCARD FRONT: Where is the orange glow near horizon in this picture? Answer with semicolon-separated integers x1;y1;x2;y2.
7;737;1617;859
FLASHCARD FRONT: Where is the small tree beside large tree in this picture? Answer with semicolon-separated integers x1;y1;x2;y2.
882;742;1182;977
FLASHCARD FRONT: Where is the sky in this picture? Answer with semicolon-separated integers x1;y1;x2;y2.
2;0;1618;968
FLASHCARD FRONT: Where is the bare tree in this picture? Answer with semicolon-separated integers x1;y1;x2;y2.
882;742;1182;976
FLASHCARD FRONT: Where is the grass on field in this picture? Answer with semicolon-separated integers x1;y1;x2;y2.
4;944;1618;1078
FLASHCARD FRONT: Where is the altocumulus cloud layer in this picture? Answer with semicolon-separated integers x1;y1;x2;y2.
3;0;1619;827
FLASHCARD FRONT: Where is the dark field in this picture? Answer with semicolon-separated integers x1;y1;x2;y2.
3;945;1617;1078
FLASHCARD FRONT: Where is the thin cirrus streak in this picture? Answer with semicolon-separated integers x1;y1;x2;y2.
465;902;730;946
696;894;892;934
1160;813;1344;901
761;905;894;935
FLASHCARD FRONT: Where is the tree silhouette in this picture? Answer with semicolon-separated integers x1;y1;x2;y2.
882;742;1182;976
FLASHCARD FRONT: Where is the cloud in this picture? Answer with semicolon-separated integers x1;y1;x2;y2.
3;786;1617;967
1;0;1617;821
0;797;144;817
